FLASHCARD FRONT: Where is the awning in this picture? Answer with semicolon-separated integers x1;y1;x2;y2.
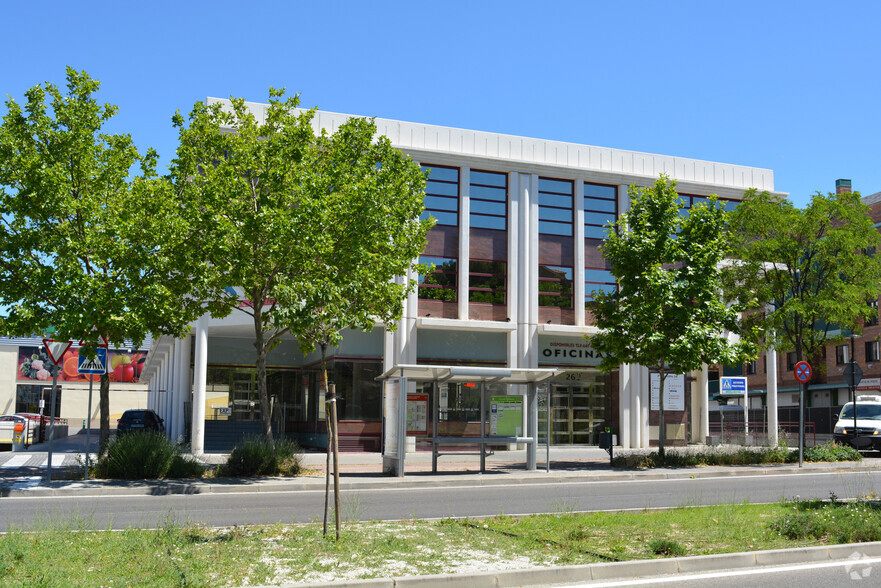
376;364;561;384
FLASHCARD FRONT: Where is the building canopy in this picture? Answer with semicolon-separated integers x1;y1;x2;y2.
376;364;560;384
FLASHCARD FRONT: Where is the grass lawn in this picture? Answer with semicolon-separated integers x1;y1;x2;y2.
2;499;880;586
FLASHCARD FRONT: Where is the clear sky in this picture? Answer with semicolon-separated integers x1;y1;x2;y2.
2;0;879;206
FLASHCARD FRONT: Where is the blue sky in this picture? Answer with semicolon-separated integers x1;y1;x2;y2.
2;1;879;206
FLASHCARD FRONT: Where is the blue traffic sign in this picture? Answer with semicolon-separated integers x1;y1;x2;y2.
720;376;747;395
794;361;812;383
78;348;108;374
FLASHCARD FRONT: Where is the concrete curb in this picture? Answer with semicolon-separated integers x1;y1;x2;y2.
256;541;881;588
5;460;880;498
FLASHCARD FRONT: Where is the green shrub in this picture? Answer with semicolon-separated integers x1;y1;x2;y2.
804;441;862;462
648;538;686;557
612;445;800;468
95;431;204;480
769;499;881;543
222;436;302;477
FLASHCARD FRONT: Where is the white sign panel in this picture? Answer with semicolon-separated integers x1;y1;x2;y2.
650;373;685;411
538;337;605;366
857;377;881;391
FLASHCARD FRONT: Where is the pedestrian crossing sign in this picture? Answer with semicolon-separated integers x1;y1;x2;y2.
719;376;747;396
78;348;108;374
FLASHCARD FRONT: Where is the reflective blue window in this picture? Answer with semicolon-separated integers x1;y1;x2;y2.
585;225;609;240
470;199;506;217
469;169;507;233
539;207;573;223
425;195;458;212
422;164;459;227
470;170;506;188
584;211;615;226
539;177;573;237
423;166;459;183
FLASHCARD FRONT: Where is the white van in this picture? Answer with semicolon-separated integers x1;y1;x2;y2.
833;395;881;451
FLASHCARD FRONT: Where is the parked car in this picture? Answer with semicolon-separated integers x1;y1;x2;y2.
0;415;26;424
116;409;165;436
833;395;881;451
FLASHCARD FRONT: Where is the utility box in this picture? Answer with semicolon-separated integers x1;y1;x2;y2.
599;433;617;449
12;422;26;452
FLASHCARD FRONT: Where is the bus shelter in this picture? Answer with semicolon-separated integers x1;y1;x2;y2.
377;365;560;476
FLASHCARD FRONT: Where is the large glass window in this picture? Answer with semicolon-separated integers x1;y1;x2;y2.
680;194;738;216
333;360;382;420
539;265;573;308
584;268;616;305
584;183;617;240
539;178;573;236
470;170;506;230
422;164;459;226
469;260;506;305
419;256;458;302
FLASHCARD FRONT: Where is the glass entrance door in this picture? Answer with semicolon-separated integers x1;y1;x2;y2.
544;371;611;445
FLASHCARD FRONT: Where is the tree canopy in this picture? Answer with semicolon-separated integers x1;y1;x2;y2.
723;188;881;366
589;176;754;455
0;68;206;452
170;90;431;442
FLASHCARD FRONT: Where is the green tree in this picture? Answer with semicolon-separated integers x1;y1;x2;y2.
0;68;205;453
170;91;431;445
589;176;754;456
723;188;881;383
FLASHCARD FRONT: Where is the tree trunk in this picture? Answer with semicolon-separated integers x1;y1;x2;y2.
253;307;274;445
99;372;110;455
321;342;330;537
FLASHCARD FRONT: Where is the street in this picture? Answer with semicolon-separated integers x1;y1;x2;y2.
3;469;880;531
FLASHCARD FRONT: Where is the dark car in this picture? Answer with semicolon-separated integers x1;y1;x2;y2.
116;409;165;436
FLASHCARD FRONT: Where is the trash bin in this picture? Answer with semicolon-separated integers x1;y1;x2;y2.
11;422;26;452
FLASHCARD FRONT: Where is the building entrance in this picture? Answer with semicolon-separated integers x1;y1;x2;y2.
541;371;611;445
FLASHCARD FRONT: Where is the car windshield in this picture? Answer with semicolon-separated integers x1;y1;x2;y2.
122;411;146;421
839;404;881;420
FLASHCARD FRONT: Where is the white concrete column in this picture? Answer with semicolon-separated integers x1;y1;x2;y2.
640;365;651;448
767;346;778;446
618;363;631;448
175;335;191;442
191;314;208;455
690;364;709;443
516;173;538;370
574;180;585;326
629;364;642;448
507;172;519;329
165;341;176;438
700;364;710;442
458;167;470;320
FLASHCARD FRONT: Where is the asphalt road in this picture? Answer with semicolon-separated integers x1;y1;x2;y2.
3;469;880;531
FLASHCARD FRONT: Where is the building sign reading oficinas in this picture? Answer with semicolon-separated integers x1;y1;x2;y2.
538;337;604;366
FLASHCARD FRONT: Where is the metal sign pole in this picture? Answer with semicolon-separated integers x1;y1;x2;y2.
546;384;551;473
85;377;93;480
47;374;58;482
798;381;804;467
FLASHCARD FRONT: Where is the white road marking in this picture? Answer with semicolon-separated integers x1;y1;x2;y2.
39;455;67;467
1;455;32;468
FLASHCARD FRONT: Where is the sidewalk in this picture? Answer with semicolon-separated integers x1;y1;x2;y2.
4;439;880;497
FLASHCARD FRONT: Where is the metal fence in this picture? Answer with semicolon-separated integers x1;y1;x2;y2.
708;406;841;446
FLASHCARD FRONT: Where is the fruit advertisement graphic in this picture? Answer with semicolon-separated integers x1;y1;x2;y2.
17;346;146;383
